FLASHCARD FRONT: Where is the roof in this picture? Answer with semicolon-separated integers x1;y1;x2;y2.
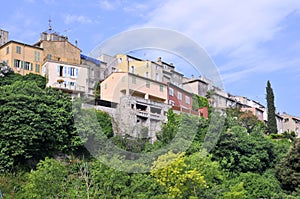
183;78;209;85
0;40;43;50
81;54;101;65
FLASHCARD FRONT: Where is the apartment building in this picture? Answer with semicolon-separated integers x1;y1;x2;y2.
34;31;81;65
42;61;87;96
0;40;43;75
281;112;300;137
80;54;106;97
101;72;169;141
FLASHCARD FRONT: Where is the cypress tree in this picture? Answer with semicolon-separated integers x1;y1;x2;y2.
266;80;277;133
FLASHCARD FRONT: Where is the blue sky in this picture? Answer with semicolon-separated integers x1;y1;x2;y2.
1;0;300;116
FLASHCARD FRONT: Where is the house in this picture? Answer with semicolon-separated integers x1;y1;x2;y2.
42;61;87;97
80;54;106;98
100;72;169;142
34;31;81;65
0;40;43;75
281;112;300;137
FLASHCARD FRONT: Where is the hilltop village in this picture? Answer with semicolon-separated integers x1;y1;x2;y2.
0;27;299;140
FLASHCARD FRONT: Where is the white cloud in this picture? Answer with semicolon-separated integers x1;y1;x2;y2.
97;0;121;10
64;14;93;25
139;0;300;82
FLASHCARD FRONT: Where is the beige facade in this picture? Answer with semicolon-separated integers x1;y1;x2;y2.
42;61;87;95
0;40;43;75
101;72;168;104
34;32;81;65
281;113;300;137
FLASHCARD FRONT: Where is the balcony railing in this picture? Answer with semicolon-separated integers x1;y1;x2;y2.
50;82;85;92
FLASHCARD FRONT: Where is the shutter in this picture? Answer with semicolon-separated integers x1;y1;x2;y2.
63;66;67;77
57;65;60;76
75;68;79;77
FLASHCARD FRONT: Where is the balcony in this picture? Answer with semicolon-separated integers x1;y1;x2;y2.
50;82;85;93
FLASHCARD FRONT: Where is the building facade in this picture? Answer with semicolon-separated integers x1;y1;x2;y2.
281;113;300;137
0;40;43;75
0;29;8;46
42;61;87;96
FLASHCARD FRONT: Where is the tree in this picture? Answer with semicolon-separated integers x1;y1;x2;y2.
266;80;277;133
94;81;100;100
212;126;276;174
0;77;80;172
157;109;180;144
276;138;300;192
151;151;207;198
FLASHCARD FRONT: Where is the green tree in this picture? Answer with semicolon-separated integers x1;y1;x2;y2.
266;80;278;133
276;138;300;192
94;81;100;100
23;158;69;198
212;126;275;174
192;94;209;111
0;79;79;172
151;151;207;198
157;109;180;144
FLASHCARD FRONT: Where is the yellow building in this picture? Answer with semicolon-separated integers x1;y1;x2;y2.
0;29;81;76
101;72;168;104
0;40;43;75
114;54;163;81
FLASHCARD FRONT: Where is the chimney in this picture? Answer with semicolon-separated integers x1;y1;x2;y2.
157;57;162;62
191;75;194;80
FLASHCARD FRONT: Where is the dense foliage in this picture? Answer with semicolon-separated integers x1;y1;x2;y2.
0;72;298;198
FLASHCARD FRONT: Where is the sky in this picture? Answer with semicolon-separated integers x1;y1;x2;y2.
1;0;300;116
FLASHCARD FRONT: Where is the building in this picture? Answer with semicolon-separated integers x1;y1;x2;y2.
34;31;81;65
0;29;8;46
100;54;184;87
168;82;193;112
80;54;106;98
42;60;87;97
0;40;43;75
100;72;169;142
101;72;168;104
281;112;300;137
183;76;210;97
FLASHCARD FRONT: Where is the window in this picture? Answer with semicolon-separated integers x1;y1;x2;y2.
6;46;9;54
70;67;75;77
35;64;40;73
34;51;40;62
69;82;75;86
47;54;52;60
104;83;107;89
118;58;122;63
130;65;135;73
145;72;149;78
14;59;21;68
169;88;174;96
156;73;160;81
24;62;32;70
185;96;190;104
132;76;136;84
160;85;163;92
57;65;64;77
16;46;21;54
146;81;150;88
169;100;175;106
178;92;182;100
